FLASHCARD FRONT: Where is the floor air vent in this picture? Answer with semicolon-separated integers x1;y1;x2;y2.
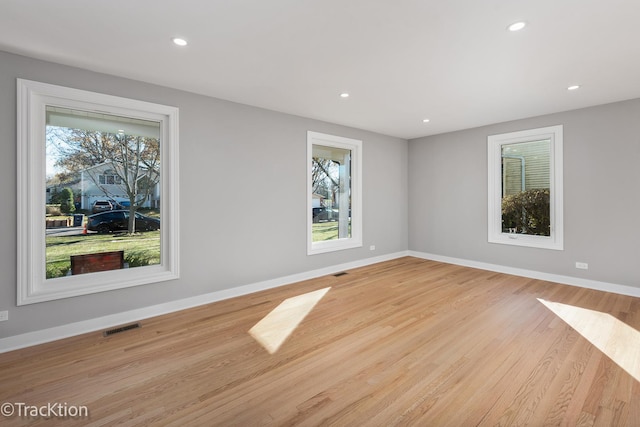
103;322;141;337
333;272;348;277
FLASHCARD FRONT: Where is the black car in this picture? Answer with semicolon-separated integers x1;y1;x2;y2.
86;210;160;233
312;207;329;223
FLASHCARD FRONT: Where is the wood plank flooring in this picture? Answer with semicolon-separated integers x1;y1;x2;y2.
1;257;639;426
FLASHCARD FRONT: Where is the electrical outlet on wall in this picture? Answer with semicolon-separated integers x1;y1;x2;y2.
369;245;376;251
0;311;8;322
575;262;589;270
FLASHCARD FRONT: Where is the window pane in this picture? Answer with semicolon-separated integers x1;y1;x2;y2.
501;139;551;236
311;144;351;242
45;107;161;278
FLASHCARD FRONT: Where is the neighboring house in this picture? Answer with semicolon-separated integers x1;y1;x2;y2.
79;162;160;210
502;140;550;196
312;193;324;208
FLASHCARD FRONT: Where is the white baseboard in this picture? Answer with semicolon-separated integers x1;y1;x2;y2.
0;251;409;354
409;250;640;299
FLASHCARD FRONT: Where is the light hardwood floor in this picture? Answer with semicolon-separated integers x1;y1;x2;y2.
1;257;639;426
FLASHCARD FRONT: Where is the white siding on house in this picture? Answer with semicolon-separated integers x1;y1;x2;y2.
80;164;158;210
502;139;550;196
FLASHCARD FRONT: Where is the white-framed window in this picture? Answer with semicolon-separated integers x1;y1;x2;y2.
99;172;122;185
307;131;362;255
17;79;180;305
487;125;563;250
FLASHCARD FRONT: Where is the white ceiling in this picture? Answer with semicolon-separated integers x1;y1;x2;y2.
2;0;640;139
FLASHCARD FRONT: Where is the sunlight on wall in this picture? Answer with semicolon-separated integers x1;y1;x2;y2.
249;287;331;354
538;298;640;382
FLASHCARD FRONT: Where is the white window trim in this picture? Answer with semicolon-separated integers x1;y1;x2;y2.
487;125;563;250
307;131;362;255
17;79;180;305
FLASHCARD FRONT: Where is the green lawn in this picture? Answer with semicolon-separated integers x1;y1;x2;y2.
45;217;337;279
46;231;160;278
312;221;351;242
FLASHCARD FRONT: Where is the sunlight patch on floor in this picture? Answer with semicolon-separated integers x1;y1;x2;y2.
249;287;331;354
538;298;640;382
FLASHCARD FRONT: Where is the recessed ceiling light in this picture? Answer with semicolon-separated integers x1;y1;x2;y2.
508;21;527;32
422;119;430;123
567;85;581;91
339;93;350;98
172;38;188;46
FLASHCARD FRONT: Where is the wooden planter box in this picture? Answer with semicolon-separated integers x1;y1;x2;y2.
45;218;72;228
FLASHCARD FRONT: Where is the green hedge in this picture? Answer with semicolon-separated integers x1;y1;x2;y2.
59;188;76;214
46;204;62;216
502;189;550;236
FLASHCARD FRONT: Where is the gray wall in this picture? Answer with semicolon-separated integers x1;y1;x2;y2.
0;51;409;338
409;99;640;288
